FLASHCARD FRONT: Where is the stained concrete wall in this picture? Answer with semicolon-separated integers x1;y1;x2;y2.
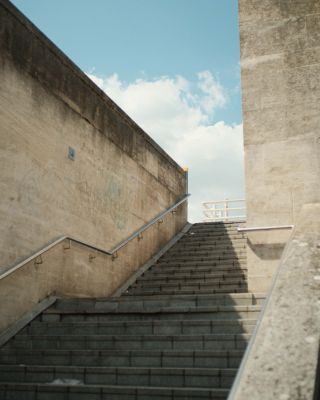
229;203;320;399
0;0;187;276
239;0;320;292
0;214;185;333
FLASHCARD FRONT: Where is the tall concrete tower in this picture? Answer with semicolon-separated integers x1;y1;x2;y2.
239;0;320;291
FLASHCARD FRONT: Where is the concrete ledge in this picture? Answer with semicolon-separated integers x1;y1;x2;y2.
229;203;320;399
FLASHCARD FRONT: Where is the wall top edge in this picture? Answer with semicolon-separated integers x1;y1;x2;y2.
0;0;185;175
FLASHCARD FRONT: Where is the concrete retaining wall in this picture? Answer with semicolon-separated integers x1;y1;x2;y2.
0;0;187;268
0;0;187;331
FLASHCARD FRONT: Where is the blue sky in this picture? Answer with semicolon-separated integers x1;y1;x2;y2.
11;0;244;221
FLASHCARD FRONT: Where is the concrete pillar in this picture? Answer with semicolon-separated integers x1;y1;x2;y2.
239;0;320;292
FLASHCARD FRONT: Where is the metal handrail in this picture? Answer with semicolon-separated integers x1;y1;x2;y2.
237;224;294;233
0;194;190;281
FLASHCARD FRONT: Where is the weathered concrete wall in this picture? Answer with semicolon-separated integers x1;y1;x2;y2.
229;203;320;399
239;0;320;291
0;1;187;278
0;211;186;333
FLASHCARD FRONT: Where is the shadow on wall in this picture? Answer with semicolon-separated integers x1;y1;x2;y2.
247;239;286;261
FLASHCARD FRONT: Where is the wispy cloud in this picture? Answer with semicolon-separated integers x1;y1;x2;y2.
87;71;244;221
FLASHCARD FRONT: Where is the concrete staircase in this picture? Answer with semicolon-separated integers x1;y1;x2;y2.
0;222;265;399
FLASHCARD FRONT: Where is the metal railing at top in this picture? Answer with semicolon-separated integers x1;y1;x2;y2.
0;194;190;280
202;199;246;222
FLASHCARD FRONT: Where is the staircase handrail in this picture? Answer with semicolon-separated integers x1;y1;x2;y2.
237;224;294;232
0;194;190;281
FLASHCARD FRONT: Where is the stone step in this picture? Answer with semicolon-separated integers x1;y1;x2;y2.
142;270;246;281
128;280;248;293
177;242;246;250
0;382;229;400
123;287;249;297
145;271;247;282
21;319;257;336
181;232;245;240
166;247;246;256
5;333;250;351
155;260;246;268
138;272;247;282
193;220;243;224
50;293;264;311
137;272;246;285
0;365;237;389
114;293;264;306
0;349;244;368
187;225;243;235
125;288;249;300
127;287;249;297
39;305;261;322
159;255;247;263
186;231;242;238
162;251;247;260
191;222;243;229
48;293;263;313
191;222;241;228
150;265;247;275
178;237;246;245
171;243;246;252
189;227;240;234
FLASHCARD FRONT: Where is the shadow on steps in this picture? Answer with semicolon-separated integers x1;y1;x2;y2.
0;221;265;400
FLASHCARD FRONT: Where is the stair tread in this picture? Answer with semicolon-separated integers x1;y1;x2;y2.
0;364;238;373
0;348;245;356
11;333;251;340
0;381;229;393
25;318;258;327
43;304;260;314
55;292;264;303
1;221;253;397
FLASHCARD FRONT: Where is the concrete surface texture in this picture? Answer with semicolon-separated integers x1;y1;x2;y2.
229;203;320;399
0;216;187;333
0;1;186;271
0;0;187;332
239;0;320;292
0;222;266;399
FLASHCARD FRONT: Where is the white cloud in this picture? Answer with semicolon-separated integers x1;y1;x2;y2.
88;71;244;222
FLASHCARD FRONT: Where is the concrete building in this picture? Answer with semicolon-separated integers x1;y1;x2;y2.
229;1;320;398
239;0;320;293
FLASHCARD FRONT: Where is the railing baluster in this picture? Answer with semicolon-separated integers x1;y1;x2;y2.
202;199;246;222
